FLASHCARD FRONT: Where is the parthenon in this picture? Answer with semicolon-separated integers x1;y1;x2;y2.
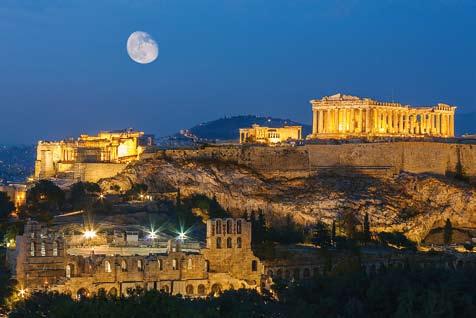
307;94;456;139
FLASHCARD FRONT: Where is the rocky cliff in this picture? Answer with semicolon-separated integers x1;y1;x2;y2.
99;146;476;243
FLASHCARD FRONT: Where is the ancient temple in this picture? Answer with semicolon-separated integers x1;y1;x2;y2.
307;94;456;139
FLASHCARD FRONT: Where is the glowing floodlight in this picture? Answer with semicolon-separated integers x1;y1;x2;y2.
177;231;187;241
18;288;27;298
83;229;97;239
99;194;105;199
146;230;158;240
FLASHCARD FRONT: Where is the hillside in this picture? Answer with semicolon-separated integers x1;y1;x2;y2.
187;115;311;140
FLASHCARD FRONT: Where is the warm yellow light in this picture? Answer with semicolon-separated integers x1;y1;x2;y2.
18;288;27;298
83;229;97;239
99;194;105;199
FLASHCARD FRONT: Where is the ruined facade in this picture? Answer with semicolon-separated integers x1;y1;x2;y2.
34;129;154;182
9;218;476;300
308;94;456;139
239;124;302;144
11;219;264;298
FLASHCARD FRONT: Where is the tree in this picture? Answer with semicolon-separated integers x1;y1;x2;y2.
69;182;100;210
0;192;15;220
26;180;65;214
311;221;331;248
331;220;337;245
444;218;453;246
339;210;359;240
363;212;371;244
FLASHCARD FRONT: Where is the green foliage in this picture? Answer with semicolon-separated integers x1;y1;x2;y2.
24;180;65;219
311;221;332;248
0;191;15;220
69;182;101;210
8;268;476;318
444;218;453;246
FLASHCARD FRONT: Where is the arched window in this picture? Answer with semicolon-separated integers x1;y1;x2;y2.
161;285;169;293
226;237;232;248
172;259;178;270
66;264;72;278
226;220;232;234
237;220;242;234
158;259;163;270
216;237;222;249
121;260;127;272
188;258;193;270
40;241;46;256
186;284;194;295
236;237;242;248
216;220;222;234
197;284;206;296
30;242;35;256
108;287;118;298
137;260;143;272
52;241;58;256
251;260;258;272
105;260;111;273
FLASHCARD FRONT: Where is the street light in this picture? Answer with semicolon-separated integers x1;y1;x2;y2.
83;229;97;239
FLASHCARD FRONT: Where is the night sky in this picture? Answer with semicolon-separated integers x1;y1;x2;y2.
1;0;475;144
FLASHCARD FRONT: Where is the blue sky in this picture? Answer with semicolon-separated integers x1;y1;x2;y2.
0;0;475;144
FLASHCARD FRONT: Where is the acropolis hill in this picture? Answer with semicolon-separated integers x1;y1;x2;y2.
32;94;476;241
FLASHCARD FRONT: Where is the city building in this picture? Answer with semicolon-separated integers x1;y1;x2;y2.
239;125;302;144
308;94;456;139
34;129;154;182
0;183;27;209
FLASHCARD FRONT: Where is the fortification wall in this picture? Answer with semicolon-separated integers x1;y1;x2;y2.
151;142;476;181
73;163;128;183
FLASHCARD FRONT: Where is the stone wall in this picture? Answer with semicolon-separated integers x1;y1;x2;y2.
73;163;128;183
149;142;476;181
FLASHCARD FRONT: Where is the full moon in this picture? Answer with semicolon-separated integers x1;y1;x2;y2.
126;31;159;64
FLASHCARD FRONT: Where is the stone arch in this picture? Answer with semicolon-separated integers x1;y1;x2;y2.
226;219;233;234
161;284;170;293
77;288;89;300
216;237;222;249
251;260;258;272
105;260;111;273
66;263;75;278
216;220;222;234
229;284;235;290
108;287;118;297
186;284;194;295
236;237;242;248
227;237;232;248
197;284;206;296
211;283;223;296
121;259;127;272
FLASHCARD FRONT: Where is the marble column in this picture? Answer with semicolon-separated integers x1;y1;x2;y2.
312;109;318;135
318;110;324;134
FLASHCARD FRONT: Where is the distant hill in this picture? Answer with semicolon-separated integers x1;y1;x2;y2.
455;112;476;136
187;115;311;141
